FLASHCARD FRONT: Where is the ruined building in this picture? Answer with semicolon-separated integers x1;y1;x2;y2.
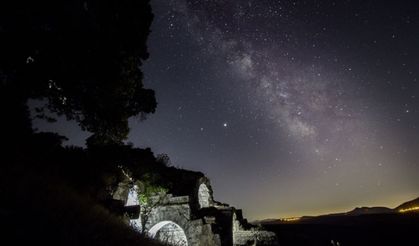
112;168;278;246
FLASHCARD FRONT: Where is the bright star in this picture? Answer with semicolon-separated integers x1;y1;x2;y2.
223;122;228;127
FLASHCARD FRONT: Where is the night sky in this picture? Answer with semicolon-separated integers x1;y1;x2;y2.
34;0;419;220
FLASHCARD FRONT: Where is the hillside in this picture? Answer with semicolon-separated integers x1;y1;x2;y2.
257;197;419;246
344;206;394;216
395;197;419;212
0;166;163;246
257;196;419;225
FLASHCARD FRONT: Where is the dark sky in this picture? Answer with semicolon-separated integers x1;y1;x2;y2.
34;0;419;220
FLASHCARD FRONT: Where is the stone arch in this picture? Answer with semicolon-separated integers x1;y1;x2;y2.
148;221;188;246
198;183;211;208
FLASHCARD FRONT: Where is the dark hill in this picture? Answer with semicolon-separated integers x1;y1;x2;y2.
0;167;162;246
257;197;419;246
395;197;419;211
344;206;395;215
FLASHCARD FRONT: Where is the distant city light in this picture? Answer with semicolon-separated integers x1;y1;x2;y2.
399;206;419;213
281;217;300;222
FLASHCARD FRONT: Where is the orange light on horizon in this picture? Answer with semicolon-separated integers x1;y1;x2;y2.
399;206;419;213
281;217;301;222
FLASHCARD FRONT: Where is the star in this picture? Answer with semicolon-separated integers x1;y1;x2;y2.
223;122;228;127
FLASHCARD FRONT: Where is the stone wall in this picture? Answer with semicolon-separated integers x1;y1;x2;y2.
116;175;277;246
233;230;278;246
143;194;221;246
232;209;278;246
198;183;211;208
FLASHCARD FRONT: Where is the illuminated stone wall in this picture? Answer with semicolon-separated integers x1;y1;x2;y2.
149;221;188;246
116;176;277;245
198;184;211;208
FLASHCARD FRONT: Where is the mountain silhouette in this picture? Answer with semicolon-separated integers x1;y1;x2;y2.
256;196;419;225
395;197;419;212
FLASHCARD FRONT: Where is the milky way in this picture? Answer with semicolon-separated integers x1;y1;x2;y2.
35;0;419;219
169;0;374;151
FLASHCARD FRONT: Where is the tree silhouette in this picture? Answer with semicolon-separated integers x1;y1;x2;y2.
0;0;156;146
0;2;170;244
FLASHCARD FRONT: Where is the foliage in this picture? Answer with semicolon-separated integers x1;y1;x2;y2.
137;174;169;206
138;185;168;205
0;0;156;146
156;153;172;167
0;1;176;245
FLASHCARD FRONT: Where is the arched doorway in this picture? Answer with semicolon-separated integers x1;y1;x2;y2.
198;183;211;208
125;185;142;231
148;221;188;246
125;185;139;206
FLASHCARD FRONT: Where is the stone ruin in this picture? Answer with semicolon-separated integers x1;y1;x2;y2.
112;171;278;246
